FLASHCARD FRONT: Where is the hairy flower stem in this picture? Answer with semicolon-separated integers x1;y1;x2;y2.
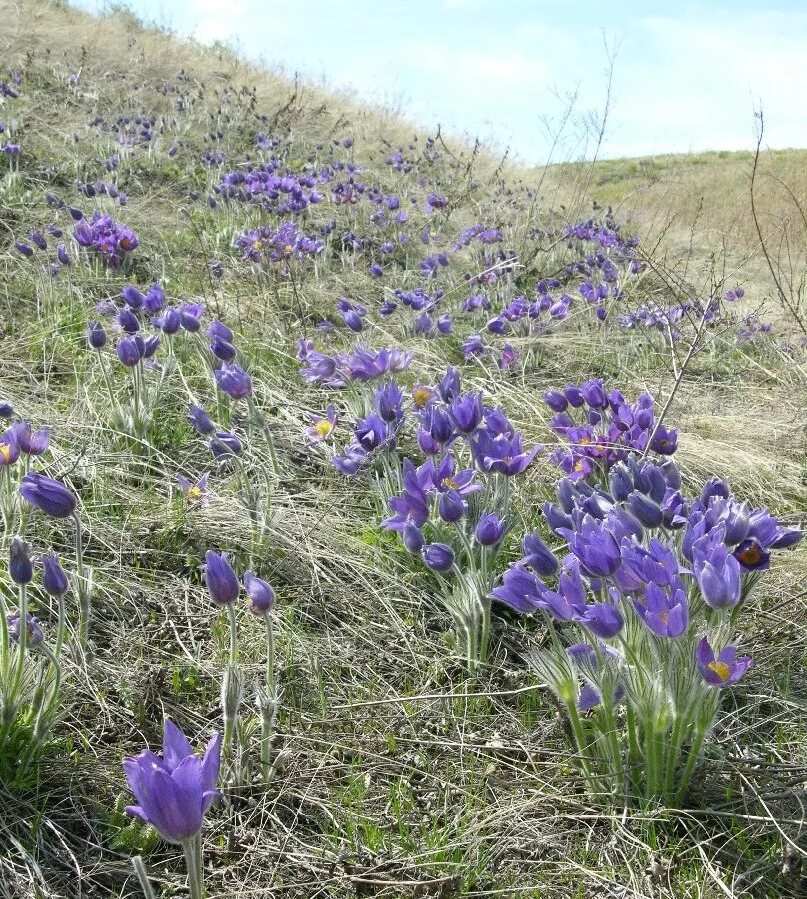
130;855;158;899
674;706;714;806
33;645;61;740
96;350;122;423
221;604;242;776
73;513;90;646
11;583;28;698
259;612;279;782
181;832;205;899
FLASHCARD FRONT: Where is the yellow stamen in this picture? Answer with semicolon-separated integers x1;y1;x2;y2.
707;661;731;681
737;544;763;566
412;387;432;407
0;443;11;463
314;420;333;438
187;486;203;501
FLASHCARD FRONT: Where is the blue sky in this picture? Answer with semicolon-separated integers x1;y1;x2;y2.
73;0;807;162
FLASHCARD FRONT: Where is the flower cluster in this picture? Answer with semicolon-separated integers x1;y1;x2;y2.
235;220;324;268
544;380;677;480
73;211;139;267
492;456;801;803
297;341;413;388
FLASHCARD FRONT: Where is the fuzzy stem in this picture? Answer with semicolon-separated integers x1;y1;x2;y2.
131;855;158;899
11;582;28;697
264;612;275;697
73;513;89;646
181;831;205;899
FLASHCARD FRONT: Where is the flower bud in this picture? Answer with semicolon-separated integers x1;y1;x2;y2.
10;537;33;585
244;571;275;614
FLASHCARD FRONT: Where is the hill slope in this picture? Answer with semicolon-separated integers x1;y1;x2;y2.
0;3;806;899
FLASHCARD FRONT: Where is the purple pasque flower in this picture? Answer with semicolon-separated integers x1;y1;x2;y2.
206;319;233;343
476;512;505;546
401;522;425;553
633;578;688;637
177;473;209;504
10;537;33;585
354;411;394;452
543;390;568;413
650;425;678;455
576;600;624;639
41;552;69;596
559;514;621;577
187;404;216;436
88;320;107;349
615;537;679;594
449;392;483;435
429;453;482;496
462;333;488;360
7;612;44;647
374;380;405;423
519;532;559;576
122;285;145;309
691;530;741;608
490;565;546;613
117;336;142;367
123;719;222;844
179;302;204;332
210;338;237;362
626;491;664;528
567;642;625;711
214;363;252;400
438;488;466;523
498;343;518;371
437;367;461;403
421;542;454;572
580;378;608;409
696;637;753;687
209;431;242;459
244;571;275;615
471;426;540;477
331;444;368;476
154;306;181;335
0;426;19;466
204;551;240;605
19;472;77;518
304;404;338;443
13;421;50;455
492;557;585;621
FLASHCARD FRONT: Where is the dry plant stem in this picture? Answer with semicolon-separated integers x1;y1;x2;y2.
640;298;714;460
750;110;807;336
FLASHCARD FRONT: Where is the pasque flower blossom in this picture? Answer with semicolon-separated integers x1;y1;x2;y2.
123;719;222;843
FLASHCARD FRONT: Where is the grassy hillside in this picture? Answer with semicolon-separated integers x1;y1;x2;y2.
547;148;807;306
0;2;806;899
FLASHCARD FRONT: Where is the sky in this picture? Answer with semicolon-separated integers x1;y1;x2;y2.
72;0;807;163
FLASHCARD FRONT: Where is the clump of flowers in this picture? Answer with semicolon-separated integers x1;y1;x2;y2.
235;220;323;273
375;368;540;669
492;455;801;806
297;341;413;388
73;211;139;268
543;380;677;480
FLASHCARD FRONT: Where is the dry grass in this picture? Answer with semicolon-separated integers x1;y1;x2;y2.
0;2;806;899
